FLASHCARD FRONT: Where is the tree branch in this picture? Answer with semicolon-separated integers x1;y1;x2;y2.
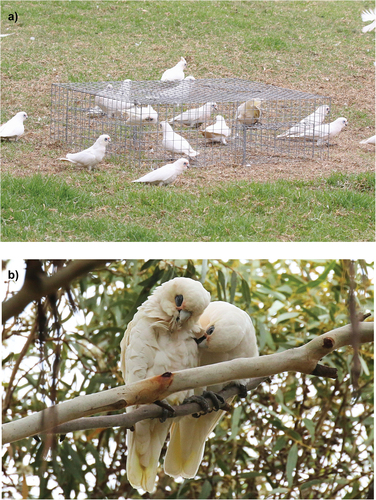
47;377;268;435
2;321;373;445
2;260;108;324
3;324;37;413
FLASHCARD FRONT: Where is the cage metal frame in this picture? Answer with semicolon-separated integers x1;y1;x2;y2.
50;78;331;168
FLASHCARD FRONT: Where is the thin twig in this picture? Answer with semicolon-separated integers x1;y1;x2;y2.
3;323;37;413
2;260;109;324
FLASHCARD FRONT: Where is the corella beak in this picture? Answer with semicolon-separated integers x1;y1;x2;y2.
194;335;206;345
178;309;191;323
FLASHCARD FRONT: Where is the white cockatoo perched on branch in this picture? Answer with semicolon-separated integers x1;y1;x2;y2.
120;277;211;492
164;301;259;479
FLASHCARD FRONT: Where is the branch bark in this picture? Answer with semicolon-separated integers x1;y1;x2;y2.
47;377;268;435
2;321;373;445
2;260;108;324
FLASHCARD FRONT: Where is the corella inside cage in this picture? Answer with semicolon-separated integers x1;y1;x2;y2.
50;78;331;168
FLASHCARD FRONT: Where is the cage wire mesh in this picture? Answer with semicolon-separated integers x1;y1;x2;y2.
50;78;331;168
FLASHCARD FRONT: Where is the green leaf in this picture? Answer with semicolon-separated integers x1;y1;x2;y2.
300;479;324;490
303;418;316;439
286;443;298;487
140;259;160;271
296;261;336;293
216;279;222;301
272;436;288;453
217;458;231;475
230;405;243;440
258;285;286;301
268;300;285;316
276;312;300;323
218;269;226;301
358;354;370;376
242;278;251;304
230;270;237;304
198;479;212;499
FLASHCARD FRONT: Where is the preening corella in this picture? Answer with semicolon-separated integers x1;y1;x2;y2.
59;134;111;171
164;301;259;479
236;99;262;125
161;57;187;81
0;111;28;140
132;158;189;186
120;277;211;492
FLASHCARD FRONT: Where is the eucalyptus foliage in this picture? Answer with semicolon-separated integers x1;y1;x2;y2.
2;260;374;499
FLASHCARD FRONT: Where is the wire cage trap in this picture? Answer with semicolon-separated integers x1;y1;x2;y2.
50;78;331;168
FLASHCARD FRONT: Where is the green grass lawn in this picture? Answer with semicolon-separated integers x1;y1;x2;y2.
2;171;374;241
1;1;374;242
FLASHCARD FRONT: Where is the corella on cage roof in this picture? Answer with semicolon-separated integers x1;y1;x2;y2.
94;81;134;118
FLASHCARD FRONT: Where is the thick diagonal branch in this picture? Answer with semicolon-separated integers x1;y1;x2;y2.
2;321;373;444
47;377;268;435
2;260;107;324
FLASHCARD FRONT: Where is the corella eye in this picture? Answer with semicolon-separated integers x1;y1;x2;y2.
206;325;215;335
175;295;183;307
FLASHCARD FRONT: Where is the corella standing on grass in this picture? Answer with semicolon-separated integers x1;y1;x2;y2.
362;8;375;32
132;158;189;186
359;135;375;145
120;277;211;492
288;117;348;146
277;105;330;138
164;301;259;479
0;111;28;140
201;115;231;145
160;121;199;158
59;134;111;171
161;57;187;81
169;102;218;127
